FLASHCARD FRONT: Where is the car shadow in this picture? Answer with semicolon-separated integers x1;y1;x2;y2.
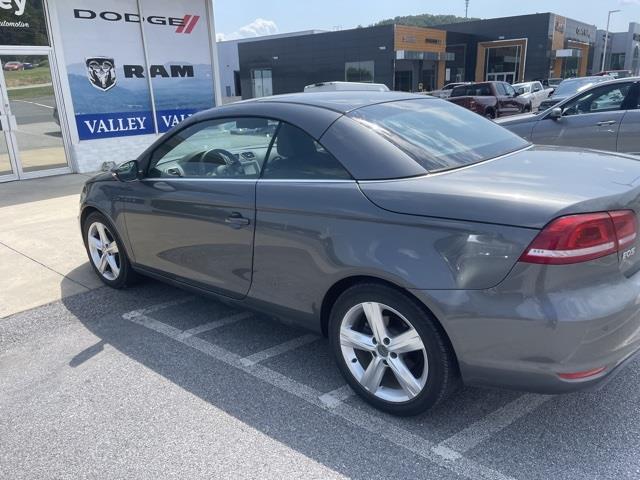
0;173;93;208
58;265;640;479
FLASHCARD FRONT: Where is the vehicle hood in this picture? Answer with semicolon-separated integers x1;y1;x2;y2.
495;113;539;126
359;146;640;229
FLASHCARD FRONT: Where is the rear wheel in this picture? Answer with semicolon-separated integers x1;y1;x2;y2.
82;211;138;289
329;283;459;416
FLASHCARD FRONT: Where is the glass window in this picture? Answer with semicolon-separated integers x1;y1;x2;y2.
147;117;278;179
349;99;528;173
345;61;375;83
262;123;351;180
252;69;273;98
450;83;492;97
503;83;516;96
562;83;632;116
485;45;521;80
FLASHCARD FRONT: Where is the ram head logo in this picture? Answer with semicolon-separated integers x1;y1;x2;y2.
86;57;116;92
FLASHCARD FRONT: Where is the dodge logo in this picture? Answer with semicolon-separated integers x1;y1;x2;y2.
86;57;116;92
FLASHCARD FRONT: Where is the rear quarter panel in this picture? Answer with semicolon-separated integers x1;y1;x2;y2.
250;181;537;325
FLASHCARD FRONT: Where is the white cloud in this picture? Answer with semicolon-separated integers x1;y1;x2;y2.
620;0;640;5
217;18;279;41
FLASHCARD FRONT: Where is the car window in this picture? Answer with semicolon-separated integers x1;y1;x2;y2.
450;83;492;97
147;118;278;179
262;123;351;180
562;83;632;117
495;83;506;95
348;99;529;173
533;83;542;92
503;83;516;96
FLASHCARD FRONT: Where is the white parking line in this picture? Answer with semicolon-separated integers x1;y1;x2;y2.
123;305;516;480
319;384;355;408
178;312;253;339
240;334;319;366
432;393;552;457
14;99;55;109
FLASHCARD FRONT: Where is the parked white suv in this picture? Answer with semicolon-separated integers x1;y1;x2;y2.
512;81;553;112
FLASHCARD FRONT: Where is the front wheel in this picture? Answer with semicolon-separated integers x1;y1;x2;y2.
329;283;459;416
82;211;138;289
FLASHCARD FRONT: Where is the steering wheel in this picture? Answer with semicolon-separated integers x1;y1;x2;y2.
201;148;243;177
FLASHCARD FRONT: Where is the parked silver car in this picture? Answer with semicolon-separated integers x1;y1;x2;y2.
497;77;640;154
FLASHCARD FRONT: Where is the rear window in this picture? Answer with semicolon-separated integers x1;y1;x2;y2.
451;83;492;97
348;99;529;173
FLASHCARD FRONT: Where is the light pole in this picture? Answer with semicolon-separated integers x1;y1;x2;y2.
601;9;621;72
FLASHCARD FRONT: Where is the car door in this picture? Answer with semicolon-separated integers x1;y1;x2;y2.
531;82;544;109
531;82;634;152
250;122;355;316
617;82;640;154
503;82;523;114
122;116;278;299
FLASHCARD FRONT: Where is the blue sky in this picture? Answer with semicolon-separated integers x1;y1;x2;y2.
214;0;640;40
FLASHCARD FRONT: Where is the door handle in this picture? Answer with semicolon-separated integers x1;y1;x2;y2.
225;212;250;227
596;120;617;126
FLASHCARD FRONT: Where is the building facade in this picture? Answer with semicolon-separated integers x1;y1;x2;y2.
593;22;640;75
0;0;220;182
437;13;597;83
238;13;598;100
218;30;325;104
238;24;452;98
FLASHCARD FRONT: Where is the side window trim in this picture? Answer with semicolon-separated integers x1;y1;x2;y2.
259;121;282;179
144;115;280;180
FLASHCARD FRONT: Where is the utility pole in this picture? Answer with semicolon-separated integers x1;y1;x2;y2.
601;9;621;71
465;0;469;19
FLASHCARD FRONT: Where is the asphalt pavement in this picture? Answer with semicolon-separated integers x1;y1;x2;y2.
2;278;639;480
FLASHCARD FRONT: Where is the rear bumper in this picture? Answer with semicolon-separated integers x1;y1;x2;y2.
411;259;640;394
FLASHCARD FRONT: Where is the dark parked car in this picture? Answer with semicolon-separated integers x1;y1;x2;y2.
497;77;640;154
538;76;612;111
447;81;528;118
81;92;640;416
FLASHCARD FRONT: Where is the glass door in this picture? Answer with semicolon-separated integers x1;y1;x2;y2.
0;50;70;182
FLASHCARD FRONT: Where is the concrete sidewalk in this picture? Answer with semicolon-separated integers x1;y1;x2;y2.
0;174;104;318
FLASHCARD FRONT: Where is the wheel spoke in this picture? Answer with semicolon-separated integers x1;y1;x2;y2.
89;235;102;251
389;328;424;354
106;254;120;277
98;253;108;273
361;356;386;393
96;223;108;245
362;302;388;343
388;356;422;398
340;327;375;352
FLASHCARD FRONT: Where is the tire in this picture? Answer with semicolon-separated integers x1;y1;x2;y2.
524;103;532;113
485;108;496;119
329;283;460;416
82;211;138;289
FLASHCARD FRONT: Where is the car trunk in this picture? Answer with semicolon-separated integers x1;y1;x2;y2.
359;145;640;275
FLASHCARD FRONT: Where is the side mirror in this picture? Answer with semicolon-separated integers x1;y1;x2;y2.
112;160;140;182
549;107;563;120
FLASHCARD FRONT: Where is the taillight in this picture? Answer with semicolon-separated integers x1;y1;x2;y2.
520;210;637;265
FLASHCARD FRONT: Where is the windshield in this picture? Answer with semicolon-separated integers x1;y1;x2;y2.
348;99;529;173
552;78;607;97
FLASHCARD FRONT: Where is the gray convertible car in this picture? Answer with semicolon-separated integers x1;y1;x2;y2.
498;77;640;154
81;92;640;416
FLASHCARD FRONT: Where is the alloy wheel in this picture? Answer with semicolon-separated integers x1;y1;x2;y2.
339;302;428;403
87;221;121;281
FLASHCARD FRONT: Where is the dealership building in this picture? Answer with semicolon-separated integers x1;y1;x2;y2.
238;13;598;98
592;22;640;75
0;0;220;182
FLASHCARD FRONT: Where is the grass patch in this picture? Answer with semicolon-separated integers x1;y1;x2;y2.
4;66;52;88
7;85;54;100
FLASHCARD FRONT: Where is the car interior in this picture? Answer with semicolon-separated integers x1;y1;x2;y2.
147;118;350;180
